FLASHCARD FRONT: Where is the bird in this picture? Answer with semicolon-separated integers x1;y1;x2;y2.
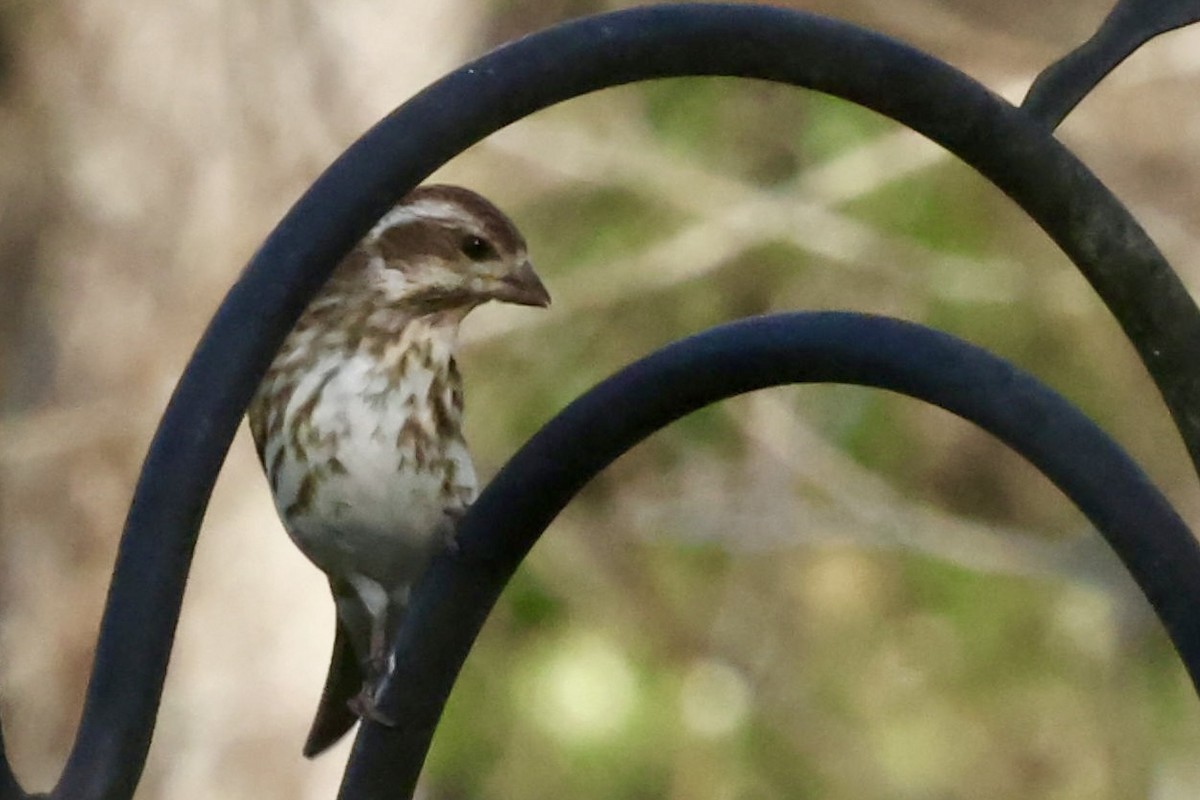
247;184;550;757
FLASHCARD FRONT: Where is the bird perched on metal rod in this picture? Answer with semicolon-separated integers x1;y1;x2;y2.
248;184;551;756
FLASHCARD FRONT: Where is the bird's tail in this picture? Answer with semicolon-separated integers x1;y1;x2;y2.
303;618;363;758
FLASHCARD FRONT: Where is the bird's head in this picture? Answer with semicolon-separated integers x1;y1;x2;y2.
342;184;550;315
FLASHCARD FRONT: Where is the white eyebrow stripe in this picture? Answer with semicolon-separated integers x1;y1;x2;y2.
369;206;421;236
368;199;474;240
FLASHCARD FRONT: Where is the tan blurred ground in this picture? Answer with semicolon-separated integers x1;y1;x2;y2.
2;1;1200;798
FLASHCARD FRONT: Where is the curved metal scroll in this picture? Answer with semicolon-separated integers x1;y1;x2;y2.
9;4;1197;800
1022;0;1200;128
341;311;1200;798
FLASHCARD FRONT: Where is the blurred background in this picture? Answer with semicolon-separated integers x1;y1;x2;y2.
2;0;1200;797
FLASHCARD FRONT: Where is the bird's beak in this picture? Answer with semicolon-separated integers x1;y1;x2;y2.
491;260;551;308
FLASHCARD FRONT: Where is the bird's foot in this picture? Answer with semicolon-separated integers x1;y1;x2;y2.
366;624;394;678
347;633;400;728
348;681;398;728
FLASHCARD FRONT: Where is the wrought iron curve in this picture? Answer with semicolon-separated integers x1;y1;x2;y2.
1022;0;1200;127
4;3;1196;800
341;311;1200;799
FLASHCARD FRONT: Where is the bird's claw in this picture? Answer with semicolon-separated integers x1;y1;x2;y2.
348;684;398;728
349;636;400;728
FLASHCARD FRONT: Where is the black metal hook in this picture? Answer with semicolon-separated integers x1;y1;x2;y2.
1022;0;1200;129
340;311;1200;798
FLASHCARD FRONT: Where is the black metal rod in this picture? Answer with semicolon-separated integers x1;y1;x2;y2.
42;4;1200;799
340;311;1200;798
1022;0;1200;129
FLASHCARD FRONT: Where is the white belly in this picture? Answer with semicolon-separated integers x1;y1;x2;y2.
262;348;477;589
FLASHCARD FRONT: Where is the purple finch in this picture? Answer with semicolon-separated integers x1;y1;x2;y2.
248;185;550;756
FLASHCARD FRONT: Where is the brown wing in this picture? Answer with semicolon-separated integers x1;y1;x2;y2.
246;391;269;468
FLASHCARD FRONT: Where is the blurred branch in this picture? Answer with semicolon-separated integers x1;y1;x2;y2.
470;118;1032;344
734;391;1134;591
612;389;1138;596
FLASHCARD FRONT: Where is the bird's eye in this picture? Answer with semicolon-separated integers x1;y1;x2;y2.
460;235;497;261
